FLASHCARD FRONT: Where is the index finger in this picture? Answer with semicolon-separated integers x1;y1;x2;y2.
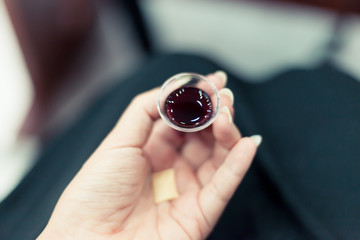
199;137;260;228
206;71;227;90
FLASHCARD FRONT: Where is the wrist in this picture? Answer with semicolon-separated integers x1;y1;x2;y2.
37;230;56;240
37;226;70;240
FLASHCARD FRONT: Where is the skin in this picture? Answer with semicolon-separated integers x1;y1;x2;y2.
37;73;259;240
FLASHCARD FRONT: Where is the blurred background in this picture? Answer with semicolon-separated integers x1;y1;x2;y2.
1;0;360;200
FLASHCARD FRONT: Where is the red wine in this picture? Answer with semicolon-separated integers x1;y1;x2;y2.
165;87;213;128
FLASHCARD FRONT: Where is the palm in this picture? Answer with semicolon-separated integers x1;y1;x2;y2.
112;120;226;239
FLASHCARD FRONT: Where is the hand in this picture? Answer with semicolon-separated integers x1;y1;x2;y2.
38;72;261;240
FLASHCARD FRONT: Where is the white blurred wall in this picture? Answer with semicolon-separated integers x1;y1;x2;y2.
0;0;33;150
141;0;360;82
0;0;37;202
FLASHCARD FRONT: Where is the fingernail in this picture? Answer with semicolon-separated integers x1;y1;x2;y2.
214;70;227;86
219;88;234;104
221;106;232;123
250;135;262;147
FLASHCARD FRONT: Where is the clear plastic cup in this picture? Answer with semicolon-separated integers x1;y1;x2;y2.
157;73;220;132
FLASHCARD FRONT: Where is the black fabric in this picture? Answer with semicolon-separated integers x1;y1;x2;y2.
0;54;359;239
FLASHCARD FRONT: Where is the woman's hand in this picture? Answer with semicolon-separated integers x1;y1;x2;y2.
38;72;261;240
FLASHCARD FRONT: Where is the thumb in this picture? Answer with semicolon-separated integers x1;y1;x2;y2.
75;87;161;193
62;87;161;201
100;87;160;150
40;88;161;238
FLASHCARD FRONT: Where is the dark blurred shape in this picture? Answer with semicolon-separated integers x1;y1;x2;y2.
5;0;95;100
4;0;96;140
4;0;152;140
261;0;360;14
119;1;153;54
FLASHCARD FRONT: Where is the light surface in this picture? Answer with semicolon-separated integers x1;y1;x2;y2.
0;0;37;202
141;0;337;80
0;0;33;149
333;15;360;81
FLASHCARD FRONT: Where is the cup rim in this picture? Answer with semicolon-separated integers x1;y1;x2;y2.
157;72;220;132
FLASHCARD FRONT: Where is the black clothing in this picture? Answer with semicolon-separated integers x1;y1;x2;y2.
1;54;359;239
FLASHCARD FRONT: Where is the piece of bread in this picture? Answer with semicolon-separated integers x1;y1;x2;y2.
152;168;179;203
